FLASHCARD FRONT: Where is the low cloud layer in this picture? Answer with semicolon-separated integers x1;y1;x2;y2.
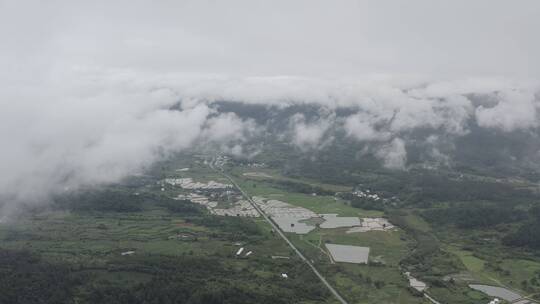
1;68;540;215
291;113;334;150
375;138;407;169
0;72;256;214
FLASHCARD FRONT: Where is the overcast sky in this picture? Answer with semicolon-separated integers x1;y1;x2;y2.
1;1;540;215
2;0;540;79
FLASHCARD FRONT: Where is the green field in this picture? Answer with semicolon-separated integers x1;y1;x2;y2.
232;167;353;193
235;178;383;217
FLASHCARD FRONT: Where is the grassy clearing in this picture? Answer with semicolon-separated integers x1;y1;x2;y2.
404;213;432;232
449;248;486;273
232;167;353;193
300;227;410;266
283;193;383;217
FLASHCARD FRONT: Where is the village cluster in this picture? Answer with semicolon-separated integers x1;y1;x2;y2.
352;188;401;206
163;177;232;190
352;189;381;201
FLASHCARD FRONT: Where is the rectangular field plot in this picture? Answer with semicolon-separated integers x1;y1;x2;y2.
326;244;370;264
273;216;317;234
319;214;360;228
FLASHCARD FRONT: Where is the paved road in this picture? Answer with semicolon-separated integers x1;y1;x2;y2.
424;293;442;304
210;161;348;304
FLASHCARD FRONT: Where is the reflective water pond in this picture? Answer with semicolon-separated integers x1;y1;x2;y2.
469;284;522;302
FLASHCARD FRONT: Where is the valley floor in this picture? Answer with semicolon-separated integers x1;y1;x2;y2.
1;153;539;304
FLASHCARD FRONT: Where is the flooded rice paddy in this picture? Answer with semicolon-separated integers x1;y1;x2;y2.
469;284;522;302
325;244;370;264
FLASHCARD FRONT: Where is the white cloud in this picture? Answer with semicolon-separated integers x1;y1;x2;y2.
202;112;256;143
291;114;333;149
344;112;390;142
0;70;257;215
475;90;539;131
375;138;407;169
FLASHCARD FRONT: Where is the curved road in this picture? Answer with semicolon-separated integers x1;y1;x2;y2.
210;160;348;304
